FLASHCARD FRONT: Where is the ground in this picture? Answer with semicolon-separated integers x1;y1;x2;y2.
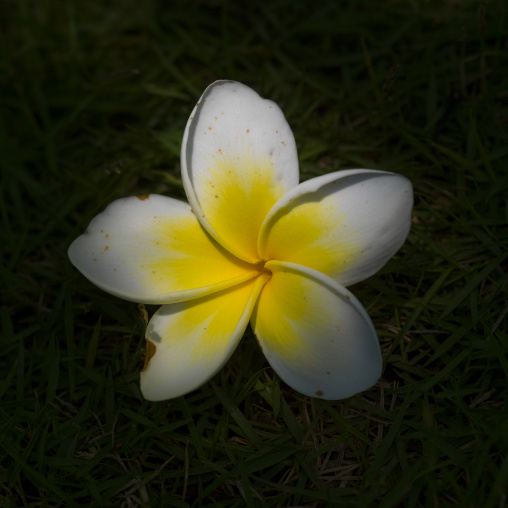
1;1;507;506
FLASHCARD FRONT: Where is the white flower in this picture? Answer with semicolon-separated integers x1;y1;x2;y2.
69;81;413;401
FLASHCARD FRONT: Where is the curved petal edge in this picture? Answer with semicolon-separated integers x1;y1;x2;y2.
68;194;258;304
252;261;382;400
181;80;300;262
258;169;413;286
141;273;270;401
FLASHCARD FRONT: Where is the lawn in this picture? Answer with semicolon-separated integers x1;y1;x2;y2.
1;0;507;506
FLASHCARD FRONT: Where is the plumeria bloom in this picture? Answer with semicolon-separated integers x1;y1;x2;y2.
69;81;413;401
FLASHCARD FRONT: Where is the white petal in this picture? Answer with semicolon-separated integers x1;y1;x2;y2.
259;169;413;286
68;194;259;304
140;274;269;401
181;80;299;262
252;261;382;400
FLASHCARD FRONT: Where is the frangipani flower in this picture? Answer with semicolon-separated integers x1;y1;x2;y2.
69;81;413;401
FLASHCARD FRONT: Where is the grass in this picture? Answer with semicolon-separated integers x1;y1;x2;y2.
1;0;507;506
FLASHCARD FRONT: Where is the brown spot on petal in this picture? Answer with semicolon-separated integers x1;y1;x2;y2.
137;194;150;201
315;390;324;397
142;340;157;371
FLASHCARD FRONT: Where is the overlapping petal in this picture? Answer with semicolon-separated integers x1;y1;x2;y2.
258;169;413;286
181;80;299;263
251;261;382;400
141;273;270;401
68;195;259;304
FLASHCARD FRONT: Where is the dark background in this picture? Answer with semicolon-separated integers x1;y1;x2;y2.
1;1;507;506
